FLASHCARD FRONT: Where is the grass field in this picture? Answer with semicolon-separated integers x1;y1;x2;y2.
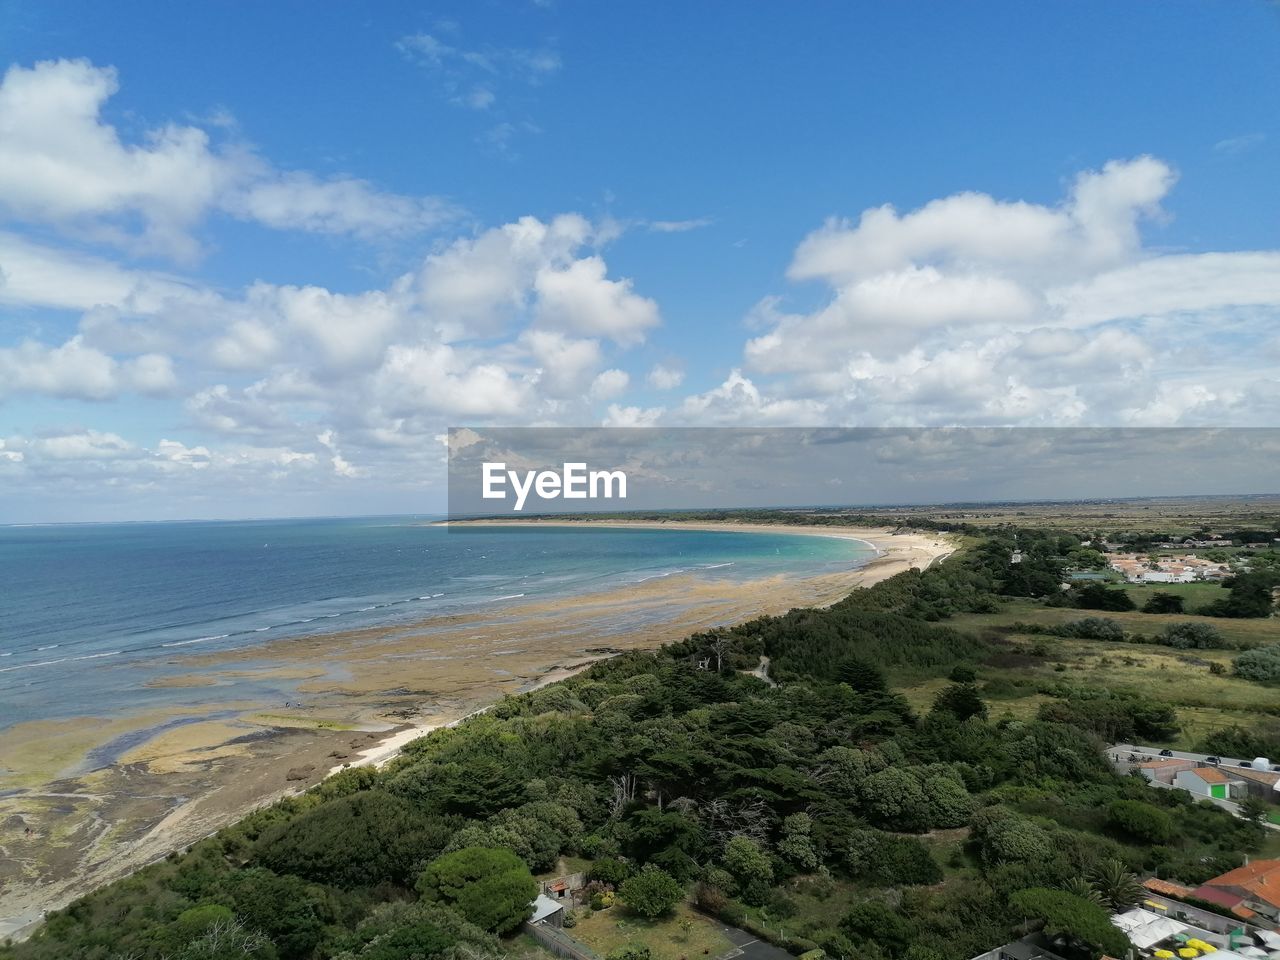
570;902;734;960
945;598;1280;649
901;598;1280;749
1119;581;1231;612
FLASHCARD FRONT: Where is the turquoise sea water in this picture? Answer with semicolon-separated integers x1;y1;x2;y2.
0;518;874;732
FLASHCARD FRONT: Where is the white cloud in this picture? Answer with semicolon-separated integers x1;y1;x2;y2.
733;155;1280;427
675;370;826;426
648;218;713;233
33;428;140;461
534;256;660;344
602;403;664;427
0;59;453;259
0;335;175;401
789;156;1174;285
589;368;630;400
647;364;684;390
226;171;456;238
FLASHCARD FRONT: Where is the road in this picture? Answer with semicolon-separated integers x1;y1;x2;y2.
1109;742;1276;771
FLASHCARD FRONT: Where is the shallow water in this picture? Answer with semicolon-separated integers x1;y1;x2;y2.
0;518;872;730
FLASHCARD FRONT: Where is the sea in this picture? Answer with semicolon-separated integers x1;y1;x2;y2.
0;517;875;732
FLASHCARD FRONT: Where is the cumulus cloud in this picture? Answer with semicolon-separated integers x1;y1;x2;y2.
647;364;684;390
0;336;175;400
0;58;453;259
735;156;1280;427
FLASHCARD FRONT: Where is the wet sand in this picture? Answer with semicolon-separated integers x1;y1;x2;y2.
0;522;950;939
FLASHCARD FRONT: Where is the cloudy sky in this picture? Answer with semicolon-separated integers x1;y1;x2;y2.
1;1;1278;522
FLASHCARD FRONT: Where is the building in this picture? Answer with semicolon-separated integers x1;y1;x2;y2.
539;871;587;904
529;893;566;928
1201;860;1280;923
1174;766;1244;800
1139;758;1197;783
1232;766;1280;804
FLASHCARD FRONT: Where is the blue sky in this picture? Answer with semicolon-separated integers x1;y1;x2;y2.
0;1;1278;521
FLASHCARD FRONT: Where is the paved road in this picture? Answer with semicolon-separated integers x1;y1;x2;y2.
1109;742;1277;771
716;924;795;960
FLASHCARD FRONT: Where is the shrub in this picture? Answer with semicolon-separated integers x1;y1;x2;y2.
1107;800;1175;845
1159;622;1228;650
1234;645;1280;683
1143;593;1185;614
1057;617;1125;641
619;865;683;918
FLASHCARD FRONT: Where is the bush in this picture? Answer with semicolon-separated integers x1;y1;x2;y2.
607;945;653;960
1159;622;1228;650
1057;617;1125;641
619;865;684;918
1234;645;1280;683
1108;800;1175;844
1143;593;1185;614
589;857;631;886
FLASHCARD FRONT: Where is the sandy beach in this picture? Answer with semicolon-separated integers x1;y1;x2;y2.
0;522;950;940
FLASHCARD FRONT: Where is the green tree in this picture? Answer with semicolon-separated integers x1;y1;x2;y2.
722;836;774;904
777;813;819;871
416;847;537;934
1107;800;1175;844
1010;888;1130;959
1239;795;1269;825
922;775;974;828
1088;859;1144;912
1142;592;1185;614
255;791;453;888
861;767;930;832
618;865;683;918
931;683;988;722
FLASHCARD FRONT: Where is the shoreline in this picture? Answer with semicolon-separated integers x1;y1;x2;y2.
0;522;952;940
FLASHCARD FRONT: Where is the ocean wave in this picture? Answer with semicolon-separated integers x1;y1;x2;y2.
0;657;69;674
161;634;229;648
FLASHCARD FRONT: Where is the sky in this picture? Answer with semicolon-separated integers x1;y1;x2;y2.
0;1;1277;522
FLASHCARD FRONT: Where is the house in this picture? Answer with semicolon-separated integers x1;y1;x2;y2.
1143;877;1195;900
529;893;566;928
1139;758;1196;783
1174;766;1243;800
1201;860;1280;923
539;871;586;903
1232;766;1280;804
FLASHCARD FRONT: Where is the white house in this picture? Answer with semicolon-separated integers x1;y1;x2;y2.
1174;767;1242;800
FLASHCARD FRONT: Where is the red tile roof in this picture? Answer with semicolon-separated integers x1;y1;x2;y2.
1144;878;1194;898
1205;859;1280;910
1192;885;1246;909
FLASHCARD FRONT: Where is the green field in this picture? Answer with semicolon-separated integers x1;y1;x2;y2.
570;902;734;960
907;599;1280;749
944;598;1280;650
1119;580;1232;612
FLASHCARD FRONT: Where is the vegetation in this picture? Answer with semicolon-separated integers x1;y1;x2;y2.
2;523;1275;960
